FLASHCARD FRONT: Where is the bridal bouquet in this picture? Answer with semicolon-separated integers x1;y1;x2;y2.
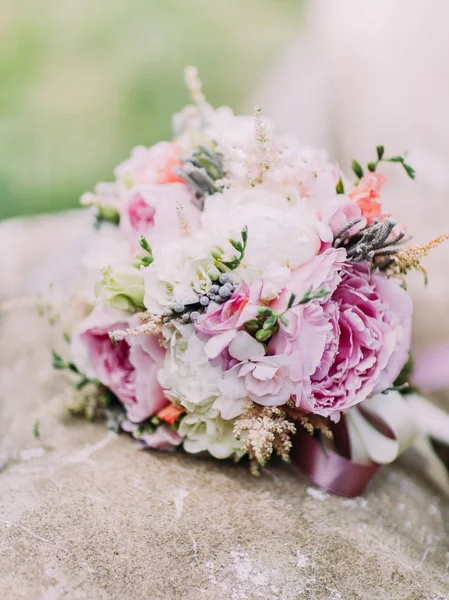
54;67;449;497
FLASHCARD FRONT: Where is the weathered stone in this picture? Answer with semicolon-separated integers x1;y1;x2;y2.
1;213;448;600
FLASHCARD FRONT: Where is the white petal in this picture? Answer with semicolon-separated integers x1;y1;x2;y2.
204;330;236;360
213;395;248;420
228;331;265;361
252;363;278;381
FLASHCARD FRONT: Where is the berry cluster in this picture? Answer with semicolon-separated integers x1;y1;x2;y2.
163;272;235;324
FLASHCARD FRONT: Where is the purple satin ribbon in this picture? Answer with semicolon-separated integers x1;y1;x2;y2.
292;426;380;497
292;341;449;496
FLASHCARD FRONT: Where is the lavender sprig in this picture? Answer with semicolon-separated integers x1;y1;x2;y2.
334;217;406;265
174;145;225;210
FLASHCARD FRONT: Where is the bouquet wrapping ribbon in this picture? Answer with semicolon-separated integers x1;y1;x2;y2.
293;391;422;497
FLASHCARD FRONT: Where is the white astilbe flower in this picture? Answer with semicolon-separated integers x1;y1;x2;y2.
234;403;297;474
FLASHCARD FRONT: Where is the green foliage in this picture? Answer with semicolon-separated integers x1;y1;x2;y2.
214;226;248;271
245;287;330;345
351;160;364;180
353;145;416;182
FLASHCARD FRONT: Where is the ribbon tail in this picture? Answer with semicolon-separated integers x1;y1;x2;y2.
407;393;449;445
345;391;420;465
408;435;449;498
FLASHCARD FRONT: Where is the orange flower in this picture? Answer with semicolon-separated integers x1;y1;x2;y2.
349;172;387;225
157;403;185;426
156;142;185;185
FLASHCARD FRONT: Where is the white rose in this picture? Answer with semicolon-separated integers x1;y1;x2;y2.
178;401;243;459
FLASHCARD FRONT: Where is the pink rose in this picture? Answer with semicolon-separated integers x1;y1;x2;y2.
72;306;168;423
195;281;262;367
120;183;201;248
114;141;185;187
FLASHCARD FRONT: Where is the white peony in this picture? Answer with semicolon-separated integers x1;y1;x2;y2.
158;323;221;411
159;323;243;459
201;187;328;300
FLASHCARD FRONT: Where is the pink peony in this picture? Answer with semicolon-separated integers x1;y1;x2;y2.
72;307;168;423
196;281;263;367
114;141;185;187
269;248;412;418
120;183;201;248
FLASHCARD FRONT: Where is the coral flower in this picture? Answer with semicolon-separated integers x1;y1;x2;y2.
349;172;387;225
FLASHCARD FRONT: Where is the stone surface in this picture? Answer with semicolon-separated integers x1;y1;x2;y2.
1;212;449;600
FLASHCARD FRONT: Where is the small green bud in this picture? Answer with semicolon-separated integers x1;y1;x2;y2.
376;145;385;160
207;265;221;281
352;159;364;180
335;178;345;194
139;235;152;254
367;162;376;172
255;328;273;342
257;307;273;317
230;238;243;252
245;319;261;333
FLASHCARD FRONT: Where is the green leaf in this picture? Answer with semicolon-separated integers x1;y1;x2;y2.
352;160;364;179
335;178;345;194
263;316;278;330
403;163;416;179
51;350;65;370
376;145;385;160
287;293;296;309
387;156;404;163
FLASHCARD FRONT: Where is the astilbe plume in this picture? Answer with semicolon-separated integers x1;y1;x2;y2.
384;234;449;286
233;403;296;475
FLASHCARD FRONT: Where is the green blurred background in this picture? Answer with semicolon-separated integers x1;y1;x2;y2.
0;0;301;220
